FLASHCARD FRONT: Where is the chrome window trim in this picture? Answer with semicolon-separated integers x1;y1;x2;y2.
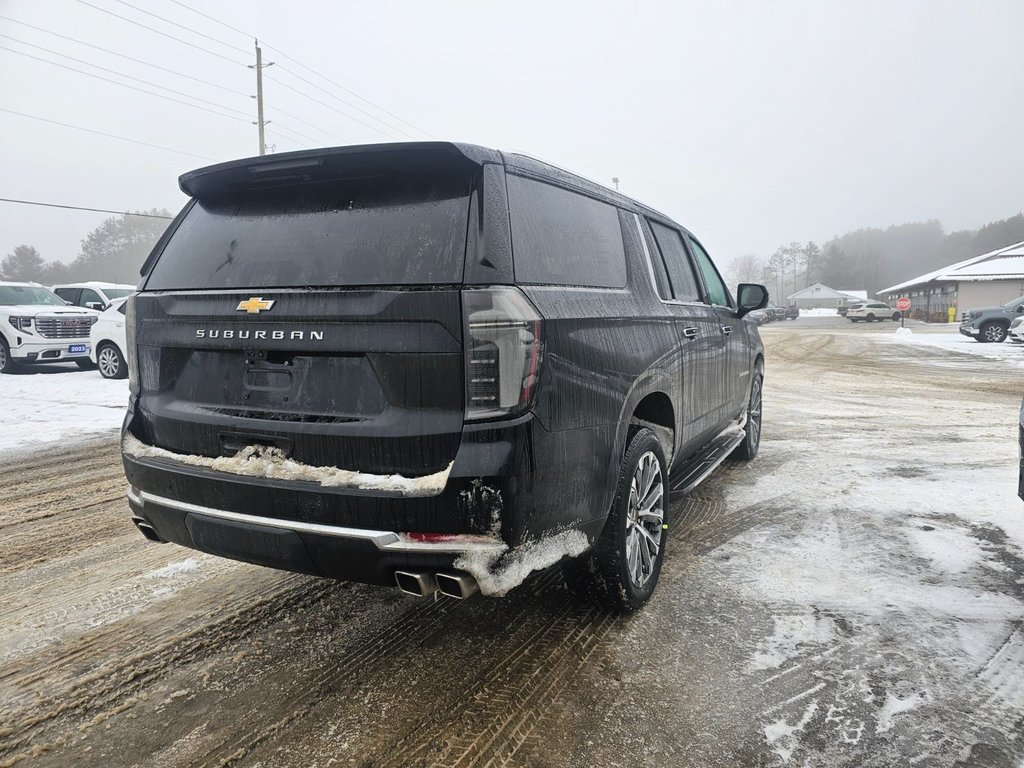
631;213;708;309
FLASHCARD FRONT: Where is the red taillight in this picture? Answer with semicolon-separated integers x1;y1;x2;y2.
462;287;543;421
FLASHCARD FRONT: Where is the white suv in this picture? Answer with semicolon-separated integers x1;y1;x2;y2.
0;281;99;373
847;302;901;323
52;281;135;311
89;297;129;379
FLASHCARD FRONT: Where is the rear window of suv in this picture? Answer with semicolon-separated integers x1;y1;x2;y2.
507;175;627;288
145;167;473;290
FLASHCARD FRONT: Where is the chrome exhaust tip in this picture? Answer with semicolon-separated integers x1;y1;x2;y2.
435;572;479;600
394;570;438;597
131;516;165;543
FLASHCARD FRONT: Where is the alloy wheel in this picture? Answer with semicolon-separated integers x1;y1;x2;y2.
98;347;120;378
624;451;664;589
983;324;1006;343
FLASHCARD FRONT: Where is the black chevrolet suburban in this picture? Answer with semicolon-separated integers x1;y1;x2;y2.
122;142;768;612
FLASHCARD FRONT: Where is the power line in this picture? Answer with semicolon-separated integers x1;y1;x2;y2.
107;0;249;55
267;52;436;139
75;0;248;67
0;45;251;124
0;15;249;97
264;74;402;140
0;33;251;117
269;105;349;145
164;0;436;139
0;107;216;160
0;198;174;219
271;62;418;140
268;122;322;148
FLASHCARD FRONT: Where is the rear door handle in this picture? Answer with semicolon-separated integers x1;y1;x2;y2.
682;327;699;339
721;325;734;336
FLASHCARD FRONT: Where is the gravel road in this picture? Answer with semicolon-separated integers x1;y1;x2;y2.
2;319;1022;767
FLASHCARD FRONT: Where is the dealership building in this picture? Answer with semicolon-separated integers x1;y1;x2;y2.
878;241;1024;319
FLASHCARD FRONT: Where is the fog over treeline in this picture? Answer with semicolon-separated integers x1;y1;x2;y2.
3;208;1023;299
725;211;1024;300
0;210;171;286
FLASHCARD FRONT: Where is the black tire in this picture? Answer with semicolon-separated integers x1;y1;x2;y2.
96;343;128;379
891;312;901;321
563;427;668;613
75;359;97;370
732;364;763;460
850;318;859;323
866;313;876;322
0;336;17;374
980;322;1008;343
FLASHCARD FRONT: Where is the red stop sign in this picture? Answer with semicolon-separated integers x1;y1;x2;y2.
895;297;912;312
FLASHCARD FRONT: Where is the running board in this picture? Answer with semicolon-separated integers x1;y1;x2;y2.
668;424;745;500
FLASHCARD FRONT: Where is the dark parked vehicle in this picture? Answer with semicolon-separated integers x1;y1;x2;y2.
784;304;800;320
959;295;1024;343
121;143;768;613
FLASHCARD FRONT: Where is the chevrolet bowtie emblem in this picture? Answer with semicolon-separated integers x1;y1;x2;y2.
236;297;275;314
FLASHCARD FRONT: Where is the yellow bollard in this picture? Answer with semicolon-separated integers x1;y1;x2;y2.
948;306;956;323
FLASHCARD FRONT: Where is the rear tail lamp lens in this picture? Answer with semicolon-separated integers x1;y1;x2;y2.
462;287;543;421
125;293;139;394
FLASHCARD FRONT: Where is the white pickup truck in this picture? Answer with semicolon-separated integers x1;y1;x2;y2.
0;281;99;373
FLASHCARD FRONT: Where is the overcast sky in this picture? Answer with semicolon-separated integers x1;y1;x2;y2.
1;0;1021;272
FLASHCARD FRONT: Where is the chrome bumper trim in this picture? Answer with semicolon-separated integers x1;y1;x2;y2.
126;487;505;555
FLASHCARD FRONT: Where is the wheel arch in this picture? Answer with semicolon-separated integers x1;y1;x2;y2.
613;370;677;469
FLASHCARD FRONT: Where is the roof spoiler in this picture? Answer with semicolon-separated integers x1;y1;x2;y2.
178;142;500;198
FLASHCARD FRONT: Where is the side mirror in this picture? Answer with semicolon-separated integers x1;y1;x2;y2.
736;283;769;317
1017;305;1023;314
85;301;105;311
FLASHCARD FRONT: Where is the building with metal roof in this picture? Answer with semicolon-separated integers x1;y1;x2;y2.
878;241;1024;319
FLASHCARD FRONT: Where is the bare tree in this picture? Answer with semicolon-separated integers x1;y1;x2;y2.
724;253;764;285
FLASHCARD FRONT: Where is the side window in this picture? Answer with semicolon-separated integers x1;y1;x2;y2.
648;221;701;302
55;288;78;304
80;289;103;307
117;302;128;316
507;175;627;288
687;236;732;307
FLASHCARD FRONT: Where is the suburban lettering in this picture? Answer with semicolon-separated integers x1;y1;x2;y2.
196;329;205;338
311;331;324;341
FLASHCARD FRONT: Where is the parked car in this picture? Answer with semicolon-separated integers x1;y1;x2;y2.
0;281;98;373
958;295;1024;343
784;304;800;320
52;281;135;311
89;297;129;379
1009;316;1024;343
121;142;769;614
765;303;785;322
748;308;770;325
847;302;901;322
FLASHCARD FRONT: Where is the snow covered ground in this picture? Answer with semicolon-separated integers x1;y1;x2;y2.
875;324;1024;368
0;365;128;454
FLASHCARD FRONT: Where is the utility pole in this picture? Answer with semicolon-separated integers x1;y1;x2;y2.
249;38;273;156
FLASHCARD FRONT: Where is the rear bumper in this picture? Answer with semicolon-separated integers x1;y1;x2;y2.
127;485;504;585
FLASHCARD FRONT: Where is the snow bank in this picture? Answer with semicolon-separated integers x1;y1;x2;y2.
0;368;128;454
876;327;1024;367
800;308;837;317
454;529;590;596
122;433;452;496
